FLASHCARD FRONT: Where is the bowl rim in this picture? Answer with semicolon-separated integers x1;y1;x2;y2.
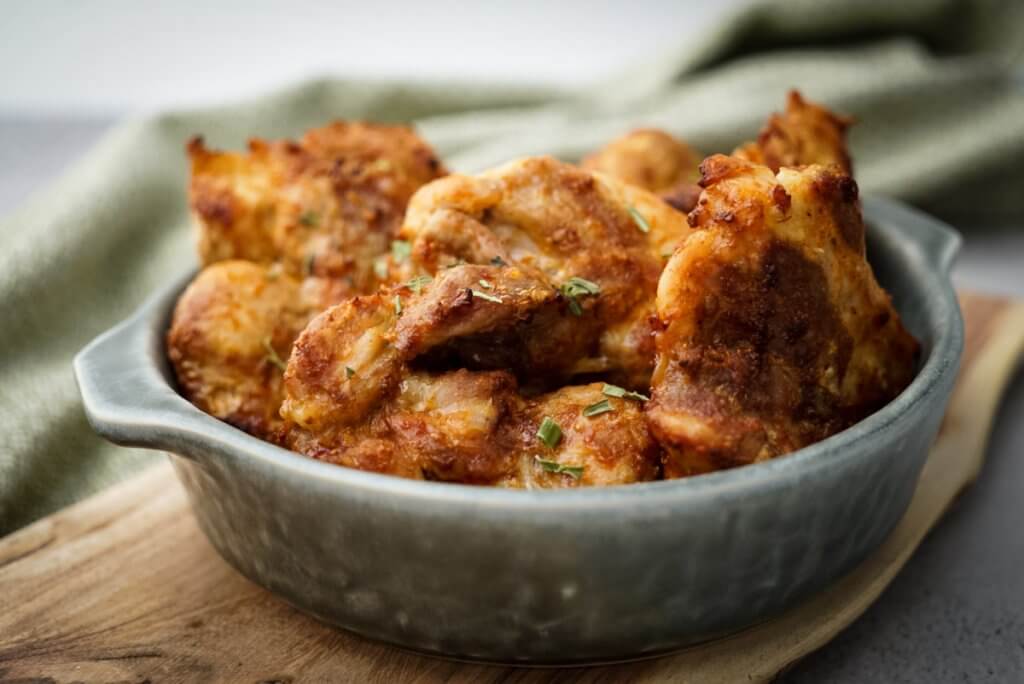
74;194;964;512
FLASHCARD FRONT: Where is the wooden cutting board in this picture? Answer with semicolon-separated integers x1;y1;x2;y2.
2;293;1023;683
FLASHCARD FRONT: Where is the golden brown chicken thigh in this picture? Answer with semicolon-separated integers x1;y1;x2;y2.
582;128;703;213
646;155;917;477
499;383;660;488
280;276;661;487
188;122;446;291
397;156;692;388
734;90;853;174
166;260;348;441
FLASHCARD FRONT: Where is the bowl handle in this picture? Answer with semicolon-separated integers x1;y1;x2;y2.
73;275;203;457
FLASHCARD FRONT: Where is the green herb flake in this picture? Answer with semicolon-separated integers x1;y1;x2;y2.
373;257;389;280
261;337;287;372
560;276;601;317
535;456;583;480
536;416;562;448
303;252;316;276
444;258;467;270
407;275;432;293
478;278;493;289
345;366;356;379
582;399;613;417
627;206;651;233
299;211;319;228
393;294;403;315
470;289;503;304
391;239;412;262
601;383;650;402
490;255;507;267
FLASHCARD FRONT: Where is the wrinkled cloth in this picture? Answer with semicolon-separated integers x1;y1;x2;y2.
1;0;1022;534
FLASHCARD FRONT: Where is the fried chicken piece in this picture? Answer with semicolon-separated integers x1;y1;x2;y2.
647;155;917;477
281;286;660;486
285;368;659;487
734;90;853;174
187;122;446;291
499;383;661;489
280;292;522;481
285;368;522;482
395;263;581;385
582;128;704;213
398;156;691;388
167;261;349;440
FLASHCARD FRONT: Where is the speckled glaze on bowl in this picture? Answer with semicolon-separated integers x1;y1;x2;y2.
74;195;962;664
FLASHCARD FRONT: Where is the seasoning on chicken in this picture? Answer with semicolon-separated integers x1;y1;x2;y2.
499;383;661;488
582;127;704;213
647;155;917;477
166;260;349;441
734;90;853;174
187;122;447;292
398;156;691;389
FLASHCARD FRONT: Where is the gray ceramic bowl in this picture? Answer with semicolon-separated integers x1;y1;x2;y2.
74;195;962;664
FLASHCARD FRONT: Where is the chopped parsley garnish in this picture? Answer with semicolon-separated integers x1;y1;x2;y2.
490;255;507;267
444;259;467;269
470;289;502;304
602;383;650;402
627;206;651;233
345;366;356;379
373;257;389;280
261;337;287;372
303;252;316;276
393;294;403;315
535;456;583;479
299;211;319;227
582;399;613;417
536;416;563;448
478;278;493;289
560;276;601;316
391;240;412;262
406;275;432;293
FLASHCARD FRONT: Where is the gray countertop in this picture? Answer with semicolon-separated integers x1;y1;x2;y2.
2;118;1022;681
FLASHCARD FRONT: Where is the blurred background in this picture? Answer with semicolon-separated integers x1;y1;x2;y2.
1;0;1020;293
0;1;751;215
1;2;1022;681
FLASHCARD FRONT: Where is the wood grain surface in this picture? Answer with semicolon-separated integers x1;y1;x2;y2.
2;293;1023;684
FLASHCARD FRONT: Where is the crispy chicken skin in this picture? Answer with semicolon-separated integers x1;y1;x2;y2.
286;369;662;487
279;272;660;486
188;122;446;291
172;98;918;487
166;261;348;441
286;368;522;483
734;90;853;175
582;128;704;213
500;384;661;488
647;155;917;477
398;156;692;388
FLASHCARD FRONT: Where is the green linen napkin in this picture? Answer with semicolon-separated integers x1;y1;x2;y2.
2;0;1022;535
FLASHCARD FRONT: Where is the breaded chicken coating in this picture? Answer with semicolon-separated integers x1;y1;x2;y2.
499;383;661;489
734;90;853;174
166;261;349;441
187;122;446;291
646;155;917;477
397;156;692;389
280;282;660;487
283;363;658;488
582;128;703;213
